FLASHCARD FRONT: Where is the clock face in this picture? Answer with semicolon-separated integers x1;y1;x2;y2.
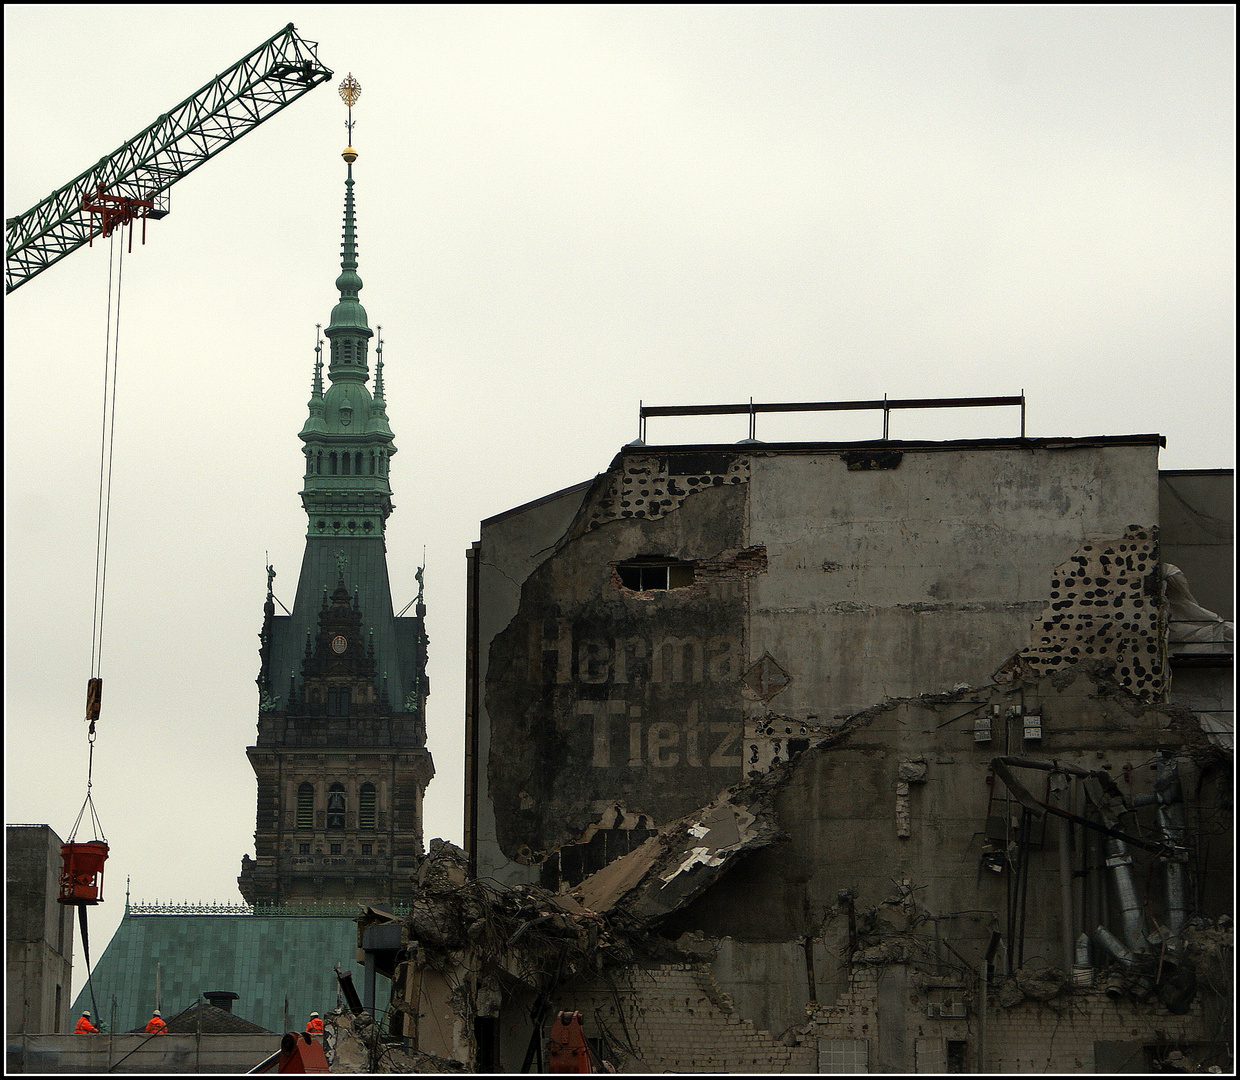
331;636;348;655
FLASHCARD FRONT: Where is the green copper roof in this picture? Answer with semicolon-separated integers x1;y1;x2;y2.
70;911;367;1035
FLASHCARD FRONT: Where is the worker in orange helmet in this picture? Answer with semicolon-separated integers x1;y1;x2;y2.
74;1011;99;1034
145;1010;167;1034
305;1012;324;1035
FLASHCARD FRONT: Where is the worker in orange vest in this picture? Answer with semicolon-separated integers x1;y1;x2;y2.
74;1011;98;1034
145;1010;167;1034
305;1012;324;1035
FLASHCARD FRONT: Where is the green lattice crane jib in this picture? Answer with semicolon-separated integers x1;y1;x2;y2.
4;24;332;294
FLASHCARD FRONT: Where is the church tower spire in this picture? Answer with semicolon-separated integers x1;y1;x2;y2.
242;74;433;911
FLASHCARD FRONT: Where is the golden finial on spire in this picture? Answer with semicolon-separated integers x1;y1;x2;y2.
338;74;361;108
340;74;361;162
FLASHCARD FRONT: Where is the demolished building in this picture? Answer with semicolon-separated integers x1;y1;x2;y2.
390;417;1231;1073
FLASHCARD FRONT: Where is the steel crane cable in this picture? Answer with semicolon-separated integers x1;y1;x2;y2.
90;228;123;686
70;229;125;845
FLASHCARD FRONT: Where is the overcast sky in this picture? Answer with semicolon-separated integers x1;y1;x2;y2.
4;5;1234;1001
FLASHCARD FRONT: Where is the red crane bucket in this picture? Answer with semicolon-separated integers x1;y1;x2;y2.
58;841;109;905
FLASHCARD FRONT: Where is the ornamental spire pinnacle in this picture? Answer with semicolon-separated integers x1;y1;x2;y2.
324;73;372;382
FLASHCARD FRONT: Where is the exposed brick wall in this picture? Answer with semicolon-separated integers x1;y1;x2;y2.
803;962;1220;1073
565;963;816;1073
983;987;1210;1074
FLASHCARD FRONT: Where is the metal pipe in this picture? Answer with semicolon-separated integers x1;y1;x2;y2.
978;931;1001;1075
1017;809;1032;968
1092;925;1139;967
1156;753;1188;934
1105;836;1148;953
1055;784;1075;972
1075;933;1091;967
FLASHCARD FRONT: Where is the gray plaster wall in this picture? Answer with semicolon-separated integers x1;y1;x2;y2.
747;443;1162;720
6;825;74;1035
711;938;808;1037
472;480;594;886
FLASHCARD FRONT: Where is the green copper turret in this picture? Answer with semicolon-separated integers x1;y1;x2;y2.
297;149;396;541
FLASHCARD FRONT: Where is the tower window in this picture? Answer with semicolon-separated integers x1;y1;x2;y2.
355;452;363;474
299;843;310;855
296;782;314;829
369;452;375;475
330;452;338;475
359;783;376;829
343;453;351;476
317;451;323;475
361;843;372;855
327;687;351;717
327;782;346;829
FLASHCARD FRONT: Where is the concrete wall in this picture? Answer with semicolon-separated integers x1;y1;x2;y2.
472;439;1165;884
748;443;1161;723
5;1033;281;1073
469;479;594;886
6;825;74;1035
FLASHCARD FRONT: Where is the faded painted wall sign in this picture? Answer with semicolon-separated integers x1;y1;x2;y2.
741;652;792;703
486;475;754;865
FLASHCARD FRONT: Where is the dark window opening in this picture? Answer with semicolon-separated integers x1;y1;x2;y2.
317;451;322;475
299;843;310;855
327;687;351;718
361;843;372;855
474;1017;499;1073
297;782;314;829
359;783;376;829
343;452;351;475
586;1038;611;1072
327;782;346;829
947;1041;967;1073
329;452;338;475
541;826;657;891
369;452;375;475
617;560;695;591
355;452;363;474
330;843;341;855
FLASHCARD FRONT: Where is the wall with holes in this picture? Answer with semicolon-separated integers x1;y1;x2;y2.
744;442;1161;730
1015;525;1166;700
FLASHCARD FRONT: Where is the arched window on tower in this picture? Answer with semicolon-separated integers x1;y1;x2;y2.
355;452;363;474
327;686;351;717
327;783;346;829
359;783;376;830
330;452;338;475
296;782;314;829
369;452;375;475
317;451;323;475
343;453;351;476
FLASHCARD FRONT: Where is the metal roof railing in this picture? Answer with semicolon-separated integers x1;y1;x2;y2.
634;393;1026;444
128;900;409;917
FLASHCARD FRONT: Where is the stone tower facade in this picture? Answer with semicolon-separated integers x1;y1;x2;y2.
239;134;433;908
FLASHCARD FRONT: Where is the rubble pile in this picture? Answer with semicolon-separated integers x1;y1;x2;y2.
399;840;627;990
